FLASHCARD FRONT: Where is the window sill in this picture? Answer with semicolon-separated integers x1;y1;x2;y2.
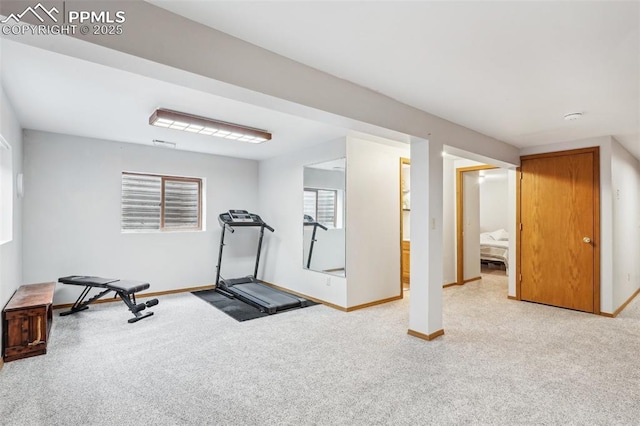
121;228;204;234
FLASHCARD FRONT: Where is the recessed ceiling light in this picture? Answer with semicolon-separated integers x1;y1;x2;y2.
564;112;583;121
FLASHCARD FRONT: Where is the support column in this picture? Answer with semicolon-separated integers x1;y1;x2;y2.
408;137;444;340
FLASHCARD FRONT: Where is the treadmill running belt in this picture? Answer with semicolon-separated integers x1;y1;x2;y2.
192;288;317;322
231;282;302;311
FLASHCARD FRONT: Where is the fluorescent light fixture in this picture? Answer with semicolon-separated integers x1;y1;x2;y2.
149;109;272;143
152;139;176;149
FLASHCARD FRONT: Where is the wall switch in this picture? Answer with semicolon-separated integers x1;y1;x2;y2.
432;218;436;230
326;277;331;287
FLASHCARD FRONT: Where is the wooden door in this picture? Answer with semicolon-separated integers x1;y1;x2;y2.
402;241;410;288
519;148;600;313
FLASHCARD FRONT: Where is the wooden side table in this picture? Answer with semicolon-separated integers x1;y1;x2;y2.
2;282;55;362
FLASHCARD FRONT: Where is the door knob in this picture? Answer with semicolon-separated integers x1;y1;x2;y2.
583;237;591;244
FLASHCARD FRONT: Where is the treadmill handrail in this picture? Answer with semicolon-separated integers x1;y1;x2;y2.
304;221;328;231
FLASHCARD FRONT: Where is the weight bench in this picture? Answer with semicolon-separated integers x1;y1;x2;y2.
58;276;159;323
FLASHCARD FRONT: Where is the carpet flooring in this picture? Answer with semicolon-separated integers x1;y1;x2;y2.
1;270;639;425
192;288;317;321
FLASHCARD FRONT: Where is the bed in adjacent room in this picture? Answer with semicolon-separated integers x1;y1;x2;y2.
480;229;509;274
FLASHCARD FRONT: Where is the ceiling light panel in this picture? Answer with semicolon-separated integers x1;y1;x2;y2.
149;109;272;143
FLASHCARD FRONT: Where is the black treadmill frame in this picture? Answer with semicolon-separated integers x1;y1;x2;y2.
215;211;306;314
303;214;328;269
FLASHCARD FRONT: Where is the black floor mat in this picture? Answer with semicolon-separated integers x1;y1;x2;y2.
192;289;318;322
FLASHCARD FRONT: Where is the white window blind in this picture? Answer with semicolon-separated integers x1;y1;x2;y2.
303;188;337;228
303;190;317;220
163;180;200;228
121;172;201;231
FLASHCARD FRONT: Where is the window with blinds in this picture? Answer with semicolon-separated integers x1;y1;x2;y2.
303;188;337;228
122;172;202;231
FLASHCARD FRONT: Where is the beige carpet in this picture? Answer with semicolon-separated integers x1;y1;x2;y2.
1;270;639;425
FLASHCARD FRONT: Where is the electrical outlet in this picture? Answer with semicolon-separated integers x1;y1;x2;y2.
326;277;331;287
628;273;631;282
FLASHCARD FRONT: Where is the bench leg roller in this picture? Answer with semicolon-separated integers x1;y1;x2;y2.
130;303;147;313
145;299;159;308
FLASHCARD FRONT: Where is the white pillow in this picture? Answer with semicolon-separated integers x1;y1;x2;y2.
489;229;509;241
480;232;494;241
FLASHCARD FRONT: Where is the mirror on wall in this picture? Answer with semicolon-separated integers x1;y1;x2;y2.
303;158;346;277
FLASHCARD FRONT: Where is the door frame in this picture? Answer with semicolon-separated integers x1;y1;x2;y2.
399;157;410;296
456;165;497;285
516;147;601;314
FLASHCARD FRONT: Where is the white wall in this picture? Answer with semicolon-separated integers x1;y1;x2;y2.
0;134;12;245
0;84;23;339
479;170;509;232
610;138;640;309
346;137;410;307
22;131;259;304
258;138;348;307
442;158;456;284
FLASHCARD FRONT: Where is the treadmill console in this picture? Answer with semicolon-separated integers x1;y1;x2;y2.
228;210;254;222
218;210;274;231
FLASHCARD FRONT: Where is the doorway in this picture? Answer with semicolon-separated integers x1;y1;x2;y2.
517;147;600;313
456;165;497;285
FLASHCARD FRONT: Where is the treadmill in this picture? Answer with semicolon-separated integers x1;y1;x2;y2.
303;214;328;269
215;210;308;314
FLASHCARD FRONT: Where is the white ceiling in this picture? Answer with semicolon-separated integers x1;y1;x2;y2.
1;2;638;161
0;39;348;160
149;0;640;159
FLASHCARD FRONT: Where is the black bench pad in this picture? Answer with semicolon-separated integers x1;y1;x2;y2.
108;280;150;294
59;276;118;286
58;276;150;294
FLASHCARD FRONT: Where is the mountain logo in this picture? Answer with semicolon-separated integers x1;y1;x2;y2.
1;3;59;24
